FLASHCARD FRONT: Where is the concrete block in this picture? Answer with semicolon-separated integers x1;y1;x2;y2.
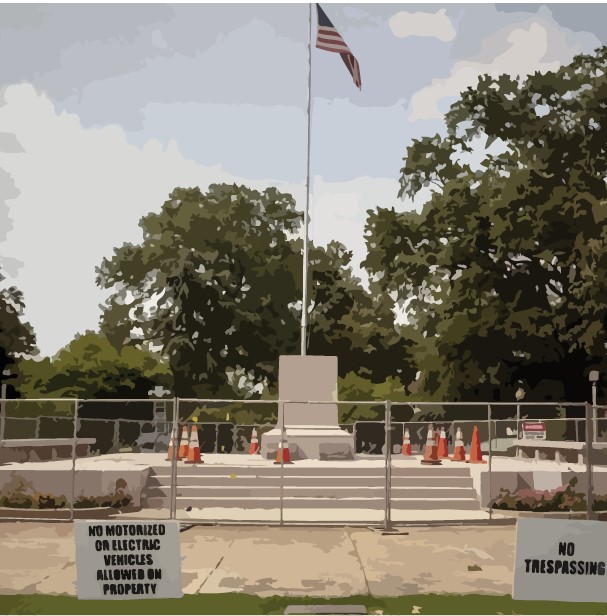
319;442;354;461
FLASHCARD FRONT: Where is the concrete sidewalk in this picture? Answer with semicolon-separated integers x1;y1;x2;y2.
0;522;515;598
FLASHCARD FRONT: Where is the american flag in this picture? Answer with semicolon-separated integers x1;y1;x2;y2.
316;4;361;90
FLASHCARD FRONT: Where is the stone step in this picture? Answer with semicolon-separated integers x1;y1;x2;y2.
167;496;481;510
148;475;474;488
151;465;472;477
160;485;477;499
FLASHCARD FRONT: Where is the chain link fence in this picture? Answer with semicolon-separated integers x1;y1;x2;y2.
0;397;604;527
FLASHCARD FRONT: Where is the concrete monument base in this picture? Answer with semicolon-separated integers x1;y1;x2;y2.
261;427;354;461
260;355;354;461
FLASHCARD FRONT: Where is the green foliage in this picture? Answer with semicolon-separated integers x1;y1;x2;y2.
0;475;67;510
14;331;171;400
491;478;587;512
0;474;133;510
0;268;36;390
365;46;607;402
96;184;302;397
97;184;413;397
338;372;410;422
74;478;133;510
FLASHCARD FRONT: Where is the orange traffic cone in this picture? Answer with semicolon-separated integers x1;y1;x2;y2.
437;427;449;459
249;428;260;455
274;437;294;465
185;424;203;464
166;427;178;461
467;425;486;464
421;424;442;465
451;426;467;462
177;425;189;460
401;428;412;456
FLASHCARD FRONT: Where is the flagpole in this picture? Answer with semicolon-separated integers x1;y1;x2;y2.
301;2;312;356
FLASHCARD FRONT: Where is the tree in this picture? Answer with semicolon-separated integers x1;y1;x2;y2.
308;242;416;386
97;183;414;398
15;331;172;399
0;268;36;393
365;47;607;402
97;184;302;397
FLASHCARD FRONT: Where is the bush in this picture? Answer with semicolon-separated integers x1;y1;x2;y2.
491;478;587;512
0;475;68;510
74;478;133;510
0;474;132;510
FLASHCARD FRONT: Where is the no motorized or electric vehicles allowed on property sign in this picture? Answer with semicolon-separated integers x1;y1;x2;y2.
75;521;182;600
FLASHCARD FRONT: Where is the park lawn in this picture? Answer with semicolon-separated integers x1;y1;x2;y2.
1;593;607;615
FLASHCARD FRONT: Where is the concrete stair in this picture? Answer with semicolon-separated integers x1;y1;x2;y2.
143;463;481;512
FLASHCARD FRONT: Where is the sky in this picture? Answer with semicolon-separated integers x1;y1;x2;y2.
0;2;605;357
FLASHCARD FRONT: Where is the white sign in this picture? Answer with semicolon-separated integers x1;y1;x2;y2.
75;521;182;600
514;518;607;602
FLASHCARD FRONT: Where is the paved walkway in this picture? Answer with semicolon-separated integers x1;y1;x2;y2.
0;522;515;598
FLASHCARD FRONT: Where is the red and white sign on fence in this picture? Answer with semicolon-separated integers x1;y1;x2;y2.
522;421;547;440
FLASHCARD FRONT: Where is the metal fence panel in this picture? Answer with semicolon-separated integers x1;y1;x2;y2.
0;397;602;525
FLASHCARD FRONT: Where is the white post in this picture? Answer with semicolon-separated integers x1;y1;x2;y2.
301;2;313;356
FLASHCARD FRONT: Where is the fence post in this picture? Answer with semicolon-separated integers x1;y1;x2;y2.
585;402;596;521
231;423;237;453
69;399;79;521
279;400;285;526
488;404;493;521
515;403;520;458
170;397;179;521
112;419;120;454
384;400;393;532
0;383;6;444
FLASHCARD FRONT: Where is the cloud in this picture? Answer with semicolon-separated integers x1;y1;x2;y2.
0;84;407;355
310;175;405;275
389;9;456;42
409;18;590;121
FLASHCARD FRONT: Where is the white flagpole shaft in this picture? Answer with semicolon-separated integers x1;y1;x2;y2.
301;2;312;356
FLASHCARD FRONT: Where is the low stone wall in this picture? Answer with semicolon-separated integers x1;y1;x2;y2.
0;465;151;508
0;439;96;463
478;469;607;507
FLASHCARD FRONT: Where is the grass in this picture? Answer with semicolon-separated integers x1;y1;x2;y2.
1;593;607;615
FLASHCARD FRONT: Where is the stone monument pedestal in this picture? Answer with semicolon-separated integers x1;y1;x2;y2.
260;355;354;461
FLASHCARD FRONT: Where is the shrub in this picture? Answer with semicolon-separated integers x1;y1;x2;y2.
74;478;133;510
491;478;588;512
0;474;132;511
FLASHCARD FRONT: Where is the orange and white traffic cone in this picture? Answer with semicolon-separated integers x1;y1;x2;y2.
177;424;189;460
437;427;449;459
451;426;467;462
185;423;203;464
467;425;487;464
165;427;178;461
401;428;412;456
274;437;294;465
421;424;442;465
249;428;260;455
